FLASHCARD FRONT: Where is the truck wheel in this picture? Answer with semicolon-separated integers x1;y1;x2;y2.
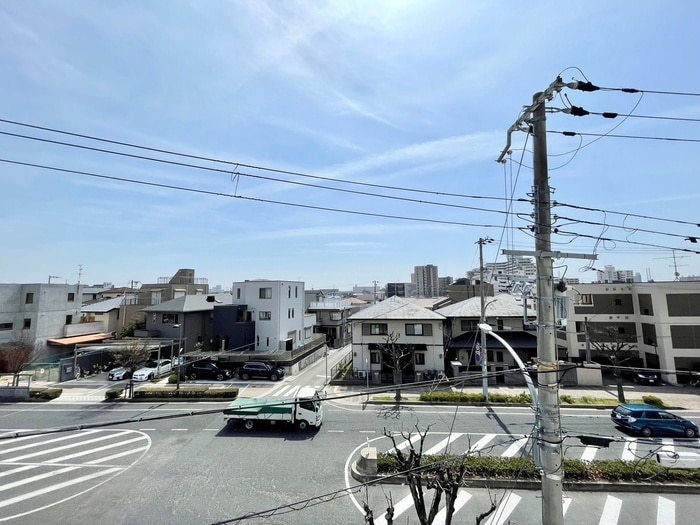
297;420;309;431
244;420;254;430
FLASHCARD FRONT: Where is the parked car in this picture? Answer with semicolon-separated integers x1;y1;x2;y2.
107;366;131;381
238;361;285;381
185;361;232;381
633;371;660;385
132;359;173;382
611;404;698;438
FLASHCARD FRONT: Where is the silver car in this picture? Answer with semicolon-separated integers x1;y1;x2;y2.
132;359;173;382
107;366;131;381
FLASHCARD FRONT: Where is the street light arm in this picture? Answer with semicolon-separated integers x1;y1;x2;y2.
478;323;538;410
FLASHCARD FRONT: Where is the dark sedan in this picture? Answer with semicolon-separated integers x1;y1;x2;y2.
185;361;232;381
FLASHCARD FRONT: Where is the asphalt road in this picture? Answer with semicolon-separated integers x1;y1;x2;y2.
2;351;700;524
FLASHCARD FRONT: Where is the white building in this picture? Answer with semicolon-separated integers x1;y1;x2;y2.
412;264;439;297
231;280;314;353
563;281;700;384
596;265;635;284
349;295;445;383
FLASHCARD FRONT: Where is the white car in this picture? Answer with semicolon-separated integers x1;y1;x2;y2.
132;359;173;382
107;366;131;381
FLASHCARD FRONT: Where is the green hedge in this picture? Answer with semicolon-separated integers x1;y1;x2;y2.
376;453;700;483
133;387;238;399
105;388;123;400
29;388;63;400
418;392;532;404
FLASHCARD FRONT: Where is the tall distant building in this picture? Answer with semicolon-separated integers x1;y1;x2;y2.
412;265;439;297
596;265;634;284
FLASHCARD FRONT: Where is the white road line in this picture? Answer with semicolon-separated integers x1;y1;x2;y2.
467;434;496;455
580;445;598;462
4;433;129;463
660;438;674;454
374;493;415;525
432;490;472;525
501;437;529;458
0;430;101;456
484;492;521;525
621;439;637;461
0;467;122;510
44;436;149;464
391;434;422;454
0;466;78;493
657;496;675;524
598;495;622;525
425;433;463;456
563;497;572;516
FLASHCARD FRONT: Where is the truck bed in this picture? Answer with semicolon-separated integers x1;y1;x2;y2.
223;397;293;417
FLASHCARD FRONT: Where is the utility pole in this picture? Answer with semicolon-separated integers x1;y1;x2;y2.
531;92;563;525
477;237;493;400
498;77;597;525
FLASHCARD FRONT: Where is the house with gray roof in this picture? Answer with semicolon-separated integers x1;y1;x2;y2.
436;294;538;383
348;295;446;384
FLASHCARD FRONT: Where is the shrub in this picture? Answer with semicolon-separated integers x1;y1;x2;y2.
167;374;178;384
560;395;574;404
105;388;123;400
133;387;238;399
29;388;62;400
642;395;666;408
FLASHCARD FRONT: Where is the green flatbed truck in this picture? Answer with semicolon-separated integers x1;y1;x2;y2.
223;386;323;431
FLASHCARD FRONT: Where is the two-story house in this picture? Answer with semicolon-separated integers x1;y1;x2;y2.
231;280;315;353
349;295;445;383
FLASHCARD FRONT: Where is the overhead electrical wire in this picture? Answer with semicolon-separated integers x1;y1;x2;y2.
0;117;512;203
550;130;700;144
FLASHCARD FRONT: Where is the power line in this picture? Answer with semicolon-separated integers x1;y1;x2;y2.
563;106;700;123
0;117;511;203
550;130;700;144
567;80;700;97
554;228;700;255
0;158;509;229
553;201;700;228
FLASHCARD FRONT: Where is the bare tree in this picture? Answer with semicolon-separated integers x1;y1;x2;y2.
589;325;638;403
111;339;152;397
378;332;414;403
0;333;38;387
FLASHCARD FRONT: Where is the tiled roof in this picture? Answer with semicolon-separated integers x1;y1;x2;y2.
436;294;531;318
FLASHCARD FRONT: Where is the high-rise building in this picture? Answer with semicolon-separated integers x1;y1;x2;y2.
596;265;635;284
412;264;439;297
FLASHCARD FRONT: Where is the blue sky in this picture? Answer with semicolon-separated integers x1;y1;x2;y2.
2;1;699;291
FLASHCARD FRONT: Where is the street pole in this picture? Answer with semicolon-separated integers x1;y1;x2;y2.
478;237;492;401
532;92;564;525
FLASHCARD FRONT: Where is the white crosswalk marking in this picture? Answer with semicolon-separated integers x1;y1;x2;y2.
660;438;675;454
374;493;415;525
467;433;496;454
580;445;598;462
484;492;521;525
425;433;463;456
390;433;422;455
657;495;675;524
432;490;472;525
598;495;622;525
563;497;572;515
501;436;529;458
0;429;150;521
621;439;637;461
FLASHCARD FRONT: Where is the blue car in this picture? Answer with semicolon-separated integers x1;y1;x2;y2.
611;404;698;438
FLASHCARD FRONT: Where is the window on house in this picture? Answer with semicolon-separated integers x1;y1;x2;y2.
67;292;75;302
496;351;504;362
369;323;388;335
460;320;478;331
66;315;72;325
291;308;295;318
487;350;493;362
162;313;178;324
574;294;593;305
25;293;34;304
23;318;31;329
295;286;298;298
266;337;270;346
304;327;312;338
618;326;626;335
330;312;342;321
236;288;241;299
288;286;291;298
0;322;13;331
259;311;271;320
415;353;426;365
256;335;259;347
497;319;504;330
406;323;424;336
370;352;380;364
259;287;272;299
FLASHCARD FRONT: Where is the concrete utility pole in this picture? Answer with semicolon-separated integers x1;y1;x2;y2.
532;93;564;525
477;237;493;400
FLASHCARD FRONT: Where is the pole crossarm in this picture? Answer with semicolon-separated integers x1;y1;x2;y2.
502;249;597;260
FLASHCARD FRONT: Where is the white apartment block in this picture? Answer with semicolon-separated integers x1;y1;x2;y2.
596;265;635;284
231;280;314;353
562;281;700;384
